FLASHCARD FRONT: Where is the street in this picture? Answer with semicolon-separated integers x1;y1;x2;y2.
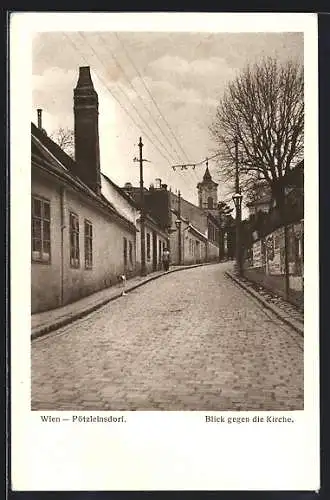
31;263;303;411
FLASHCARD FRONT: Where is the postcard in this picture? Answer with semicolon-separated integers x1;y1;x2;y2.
10;12;319;491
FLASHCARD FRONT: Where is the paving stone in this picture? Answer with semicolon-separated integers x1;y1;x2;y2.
31;262;303;411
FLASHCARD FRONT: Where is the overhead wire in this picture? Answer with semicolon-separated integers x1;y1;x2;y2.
78;32;199;195
113;32;201;187
80;32;203;192
77;32;176;166
98;32;183;165
114;32;191;163
63;32;211;200
82;34;205;199
170;151;222;171
64;32;174;169
34;33;217;205
96;33;181;166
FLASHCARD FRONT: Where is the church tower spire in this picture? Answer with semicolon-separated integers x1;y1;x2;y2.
197;158;218;210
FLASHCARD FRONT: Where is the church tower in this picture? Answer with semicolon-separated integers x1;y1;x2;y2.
73;66;101;194
197;160;218;210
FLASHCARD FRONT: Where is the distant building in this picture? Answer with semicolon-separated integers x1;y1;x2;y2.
123;164;235;265
246;179;273;217
197;163;218;210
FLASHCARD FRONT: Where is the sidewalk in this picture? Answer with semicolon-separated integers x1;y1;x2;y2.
226;271;304;336
31;262;213;340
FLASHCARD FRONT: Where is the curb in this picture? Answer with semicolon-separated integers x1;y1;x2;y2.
225;271;304;336
32;261;216;340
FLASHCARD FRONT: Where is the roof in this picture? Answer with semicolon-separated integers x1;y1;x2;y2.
246;194;272;207
203;166;212;182
101;173;138;208
187;224;208;241
136;214;168;238
196;165;218;187
31;122;136;233
31;122;75;172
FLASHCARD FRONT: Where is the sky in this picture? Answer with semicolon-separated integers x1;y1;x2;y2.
32;31;303;208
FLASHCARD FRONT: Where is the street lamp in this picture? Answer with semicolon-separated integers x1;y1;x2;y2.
232;191;243;276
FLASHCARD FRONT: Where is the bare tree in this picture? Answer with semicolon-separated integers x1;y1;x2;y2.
210;57;304;209
50;127;75;159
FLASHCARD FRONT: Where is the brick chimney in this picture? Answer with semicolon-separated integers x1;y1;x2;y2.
73;66;101;194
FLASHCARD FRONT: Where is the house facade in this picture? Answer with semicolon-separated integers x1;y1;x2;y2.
168;210;208;265
32;66;172;313
32;122;136;313
137;216;169;273
123;168;225;266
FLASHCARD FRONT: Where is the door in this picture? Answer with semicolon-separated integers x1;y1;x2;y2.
152;231;157;271
196;240;201;263
159;240;162;269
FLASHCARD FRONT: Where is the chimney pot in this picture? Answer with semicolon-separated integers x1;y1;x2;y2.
76;66;94;88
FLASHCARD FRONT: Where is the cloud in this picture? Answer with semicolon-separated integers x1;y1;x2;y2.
145;54;235;105
122;75;219;110
149;54;232;77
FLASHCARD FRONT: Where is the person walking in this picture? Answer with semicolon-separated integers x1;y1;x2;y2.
162;247;170;272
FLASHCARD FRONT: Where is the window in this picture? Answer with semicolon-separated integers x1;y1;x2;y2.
129;240;133;265
32;196;51;263
70;212;80;268
123;237;128;266
146;233;151;261
207;196;214;209
84;220;93;269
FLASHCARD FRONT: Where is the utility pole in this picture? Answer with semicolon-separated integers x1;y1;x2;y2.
178;190;182;265
217;207;224;263
235;136;239;195
283;199;290;301
138;137;146;276
233;136;243;276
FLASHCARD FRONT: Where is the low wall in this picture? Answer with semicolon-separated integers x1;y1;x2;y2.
243;220;304;309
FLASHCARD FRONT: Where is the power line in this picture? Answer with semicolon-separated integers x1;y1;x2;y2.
77;32;176;166
171;151;222;171
98;32;183;165
114;32;191;164
113;32;201;187
64;33;174;167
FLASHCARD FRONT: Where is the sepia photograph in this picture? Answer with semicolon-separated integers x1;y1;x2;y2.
30;29;305;412
9;12;321;492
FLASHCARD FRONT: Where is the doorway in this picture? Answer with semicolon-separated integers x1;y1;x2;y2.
152;231;157;271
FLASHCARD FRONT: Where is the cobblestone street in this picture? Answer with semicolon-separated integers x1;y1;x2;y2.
31;263;303;411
